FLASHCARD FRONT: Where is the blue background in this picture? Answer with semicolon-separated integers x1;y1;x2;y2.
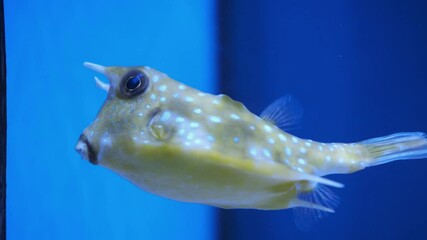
5;0;216;239
5;0;427;239
218;0;427;240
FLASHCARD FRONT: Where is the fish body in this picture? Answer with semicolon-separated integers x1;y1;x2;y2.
76;62;427;213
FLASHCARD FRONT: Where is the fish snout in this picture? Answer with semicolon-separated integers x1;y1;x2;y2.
75;134;98;165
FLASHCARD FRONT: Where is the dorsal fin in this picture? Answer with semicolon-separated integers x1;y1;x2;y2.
260;95;303;131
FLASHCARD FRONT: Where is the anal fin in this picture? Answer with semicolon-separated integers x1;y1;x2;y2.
292;184;340;231
291;199;335;213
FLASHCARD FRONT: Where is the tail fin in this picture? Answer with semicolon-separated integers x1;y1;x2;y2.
361;132;427;167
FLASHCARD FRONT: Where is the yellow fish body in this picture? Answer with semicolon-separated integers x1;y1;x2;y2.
76;62;427;215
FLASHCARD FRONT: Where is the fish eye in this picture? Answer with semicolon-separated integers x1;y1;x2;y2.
120;70;149;97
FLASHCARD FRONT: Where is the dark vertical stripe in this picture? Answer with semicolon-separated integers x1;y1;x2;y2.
0;0;6;238
216;0;232;96
216;1;227;239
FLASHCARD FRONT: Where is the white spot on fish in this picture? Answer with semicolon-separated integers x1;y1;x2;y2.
230;114;240;120
298;158;306;165
278;134;287;142
329;146;335;152
186;132;194;140
212;100;220;105
190;122;200;128
178;129;185;135
263;149;271;158
326;155;331;162
207;135;215;142
209;116;222;123
292;137;299;143
249;125;256;131
233;137;240;143
318;145;324;151
160;97;166;102
151;94;157;101
268;138;275;144
176;117;184;123
152;75;159;82
300;147;306;154
160;111;172;121
197;93;206;97
185;96;194;102
145;105;151;109
305;142;312;147
263;125;272;133
285;147;292;156
137;112;143;117
173;93;179;98
101;135;112;146
296;167;304;173
193;108;202;114
249;147;258;156
158;85;167;92
178;85;186;90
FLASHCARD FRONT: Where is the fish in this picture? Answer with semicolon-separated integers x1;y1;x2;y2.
76;62;427;226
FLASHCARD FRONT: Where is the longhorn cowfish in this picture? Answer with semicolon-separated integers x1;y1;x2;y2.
76;62;427;225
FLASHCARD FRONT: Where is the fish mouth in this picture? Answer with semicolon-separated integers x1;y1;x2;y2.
75;133;98;165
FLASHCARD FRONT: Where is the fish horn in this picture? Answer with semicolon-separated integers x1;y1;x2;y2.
83;62;107;74
94;76;110;92
84;62;110;92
